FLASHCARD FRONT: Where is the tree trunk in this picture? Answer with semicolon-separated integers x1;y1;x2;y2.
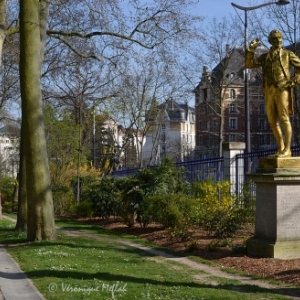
15;136;27;231
0;2;5;223
0;0;6;70
19;0;56;241
39;0;50;67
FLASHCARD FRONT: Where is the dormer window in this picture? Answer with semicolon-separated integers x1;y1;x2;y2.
230;89;236;99
226;72;235;79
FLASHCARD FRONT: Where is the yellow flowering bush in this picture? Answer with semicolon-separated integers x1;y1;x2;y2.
193;179;244;237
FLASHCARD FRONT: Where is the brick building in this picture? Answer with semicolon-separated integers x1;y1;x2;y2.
193;45;276;157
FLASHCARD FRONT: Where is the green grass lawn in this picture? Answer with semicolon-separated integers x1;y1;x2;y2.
0;217;293;300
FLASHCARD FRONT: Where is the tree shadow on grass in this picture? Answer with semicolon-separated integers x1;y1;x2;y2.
1;269;299;298
1;222;300;298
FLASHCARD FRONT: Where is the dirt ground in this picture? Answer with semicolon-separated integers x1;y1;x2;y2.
82;218;300;287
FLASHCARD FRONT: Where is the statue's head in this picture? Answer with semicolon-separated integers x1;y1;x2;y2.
268;30;283;45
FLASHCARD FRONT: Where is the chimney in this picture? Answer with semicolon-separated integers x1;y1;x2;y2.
171;98;175;110
226;44;231;57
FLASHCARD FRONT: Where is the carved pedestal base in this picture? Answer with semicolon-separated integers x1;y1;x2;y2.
247;157;300;259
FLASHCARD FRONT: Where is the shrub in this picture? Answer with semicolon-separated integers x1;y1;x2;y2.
75;201;93;218
117;177;144;227
143;193;199;241
74;158;200;229
0;177;17;212
193;179;244;238
52;184;75;216
117;158;192;227
81;177;120;219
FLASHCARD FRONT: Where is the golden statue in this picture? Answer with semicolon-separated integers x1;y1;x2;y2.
246;30;300;158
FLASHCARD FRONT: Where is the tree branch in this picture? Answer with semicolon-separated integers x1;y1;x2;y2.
47;30;157;49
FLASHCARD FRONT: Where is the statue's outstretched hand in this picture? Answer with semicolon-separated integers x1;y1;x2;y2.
248;38;260;52
294;74;300;85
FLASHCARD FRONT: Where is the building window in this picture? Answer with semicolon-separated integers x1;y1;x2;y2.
206;121;210;131
205;104;209;115
203;88;208;101
199;122;202;130
229;103;237;113
227;72;235;79
259;104;265;115
230;89;236;99
213;119;218;131
259;119;266;130
199;135;203;145
230;134;236;142
161;123;166;130
229;118;237;130
270;134;276;145
259;135;265;145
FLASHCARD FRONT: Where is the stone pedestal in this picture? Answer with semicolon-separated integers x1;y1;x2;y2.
223;142;245;194
247;157;300;259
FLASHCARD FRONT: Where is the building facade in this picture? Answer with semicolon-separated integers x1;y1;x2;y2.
143;99;196;165
194;45;276;157
90;116;144;170
0;126;19;178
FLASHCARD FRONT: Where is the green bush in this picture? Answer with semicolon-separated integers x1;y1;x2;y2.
143;193;199;241
75;201;93;218
0;177;17;212
117;176;144;227
117;158;192;227
52;184;75;216
81;177;120;219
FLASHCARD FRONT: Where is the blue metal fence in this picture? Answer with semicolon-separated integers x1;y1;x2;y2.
175;157;224;182
111;146;300;201
112;157;224;182
233;146;300;206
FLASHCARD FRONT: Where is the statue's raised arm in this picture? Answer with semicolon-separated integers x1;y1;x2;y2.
248;38;260;52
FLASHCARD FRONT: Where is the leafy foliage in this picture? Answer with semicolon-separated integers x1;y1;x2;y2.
143;193;199;241
71;159;253;240
117;158;190;227
44;105;85;184
52;184;75;216
0;177;17;212
75;201;93;218
193;179;245;237
80;176;120;219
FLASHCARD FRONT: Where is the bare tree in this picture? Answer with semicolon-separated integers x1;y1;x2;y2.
0;0;203;239
192;17;244;157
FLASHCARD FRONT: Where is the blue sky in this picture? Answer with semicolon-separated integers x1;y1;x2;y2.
198;0;237;22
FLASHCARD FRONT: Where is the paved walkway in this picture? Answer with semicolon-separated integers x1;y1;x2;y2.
0;216;45;299
1;215;300;300
0;245;45;300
